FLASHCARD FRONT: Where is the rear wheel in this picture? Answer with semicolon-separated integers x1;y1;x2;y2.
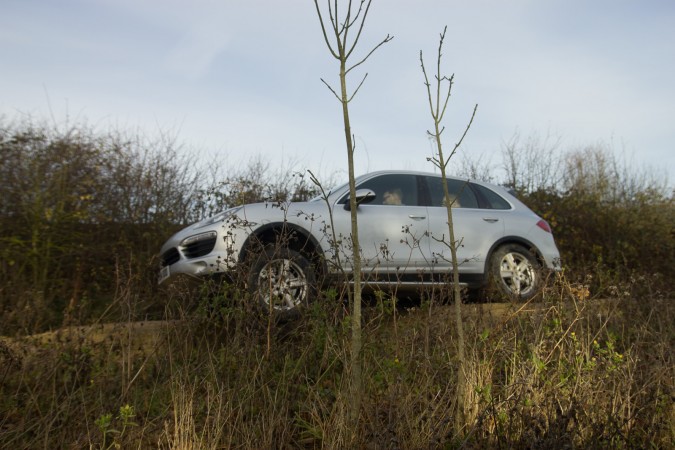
489;244;541;300
248;247;316;320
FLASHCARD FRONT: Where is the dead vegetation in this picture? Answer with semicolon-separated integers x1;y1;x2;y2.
1;279;673;448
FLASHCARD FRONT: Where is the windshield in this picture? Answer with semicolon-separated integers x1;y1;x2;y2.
309;180;349;202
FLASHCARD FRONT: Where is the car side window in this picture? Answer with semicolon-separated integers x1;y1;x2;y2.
426;176;478;208
471;183;512;210
340;174;420;206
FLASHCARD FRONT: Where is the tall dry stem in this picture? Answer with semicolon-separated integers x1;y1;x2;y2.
420;25;477;432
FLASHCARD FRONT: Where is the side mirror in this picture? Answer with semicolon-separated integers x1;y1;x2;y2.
344;189;376;211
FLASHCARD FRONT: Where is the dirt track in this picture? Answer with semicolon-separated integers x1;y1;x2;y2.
1;299;616;358
0;320;176;360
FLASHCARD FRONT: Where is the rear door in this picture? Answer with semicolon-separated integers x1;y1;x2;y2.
423;176;505;275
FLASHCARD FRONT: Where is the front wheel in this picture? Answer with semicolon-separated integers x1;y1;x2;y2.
248;247;316;319
488;244;541;300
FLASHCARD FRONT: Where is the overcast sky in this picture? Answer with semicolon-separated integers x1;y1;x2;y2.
2;0;674;183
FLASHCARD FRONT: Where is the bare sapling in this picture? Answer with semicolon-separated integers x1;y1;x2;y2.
313;0;392;433
420;26;477;433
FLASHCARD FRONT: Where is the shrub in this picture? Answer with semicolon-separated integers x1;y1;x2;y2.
461;135;674;296
0;118;199;333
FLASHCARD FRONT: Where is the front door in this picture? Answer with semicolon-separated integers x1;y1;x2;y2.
332;173;428;280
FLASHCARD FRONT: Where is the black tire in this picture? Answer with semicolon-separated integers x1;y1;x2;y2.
488;244;541;300
248;247;316;320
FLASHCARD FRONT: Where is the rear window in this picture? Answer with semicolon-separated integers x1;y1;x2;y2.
472;184;512;210
426;176;478;208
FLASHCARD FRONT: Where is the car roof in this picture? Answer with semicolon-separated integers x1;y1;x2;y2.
354;170;494;187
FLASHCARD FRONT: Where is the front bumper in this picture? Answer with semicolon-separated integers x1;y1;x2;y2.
158;226;239;284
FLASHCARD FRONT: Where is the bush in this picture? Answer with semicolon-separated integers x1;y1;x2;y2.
462;135;674;297
0;118;333;334
524;147;673;296
0;119;199;333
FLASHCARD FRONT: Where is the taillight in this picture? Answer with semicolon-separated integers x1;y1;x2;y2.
536;219;552;233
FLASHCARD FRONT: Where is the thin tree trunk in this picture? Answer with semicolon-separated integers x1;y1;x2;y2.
339;58;364;428
313;1;392;437
421;26;477;433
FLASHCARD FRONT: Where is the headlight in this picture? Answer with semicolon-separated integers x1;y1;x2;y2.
180;231;217;246
195;206;242;229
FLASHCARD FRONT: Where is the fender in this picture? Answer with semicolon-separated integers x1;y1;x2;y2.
483;236;545;281
239;221;328;274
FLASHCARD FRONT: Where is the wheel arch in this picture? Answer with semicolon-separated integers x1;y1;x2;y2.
483;236;545;281
239;222;327;277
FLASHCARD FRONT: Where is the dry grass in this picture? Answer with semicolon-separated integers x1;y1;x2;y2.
1;276;673;449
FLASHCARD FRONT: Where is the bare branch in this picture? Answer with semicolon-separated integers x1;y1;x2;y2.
346;0;367;30
433;28;449;125
434;29;454;123
320;78;342;101
345;0;371;59
316;0;391;104
348;73;369;102
337;0;350;49
420;50;438;123
332;0;347;56
438;74;454;124
346;34;394;75
426;125;446;139
446;104;478;166
313;0;339;59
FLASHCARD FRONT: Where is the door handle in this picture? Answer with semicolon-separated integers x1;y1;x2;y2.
483;218;499;223
409;215;426;220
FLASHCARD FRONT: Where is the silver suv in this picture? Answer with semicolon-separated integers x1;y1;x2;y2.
159;171;561;316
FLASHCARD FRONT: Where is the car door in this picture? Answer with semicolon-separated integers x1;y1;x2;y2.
423;176;505;275
331;173;429;278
